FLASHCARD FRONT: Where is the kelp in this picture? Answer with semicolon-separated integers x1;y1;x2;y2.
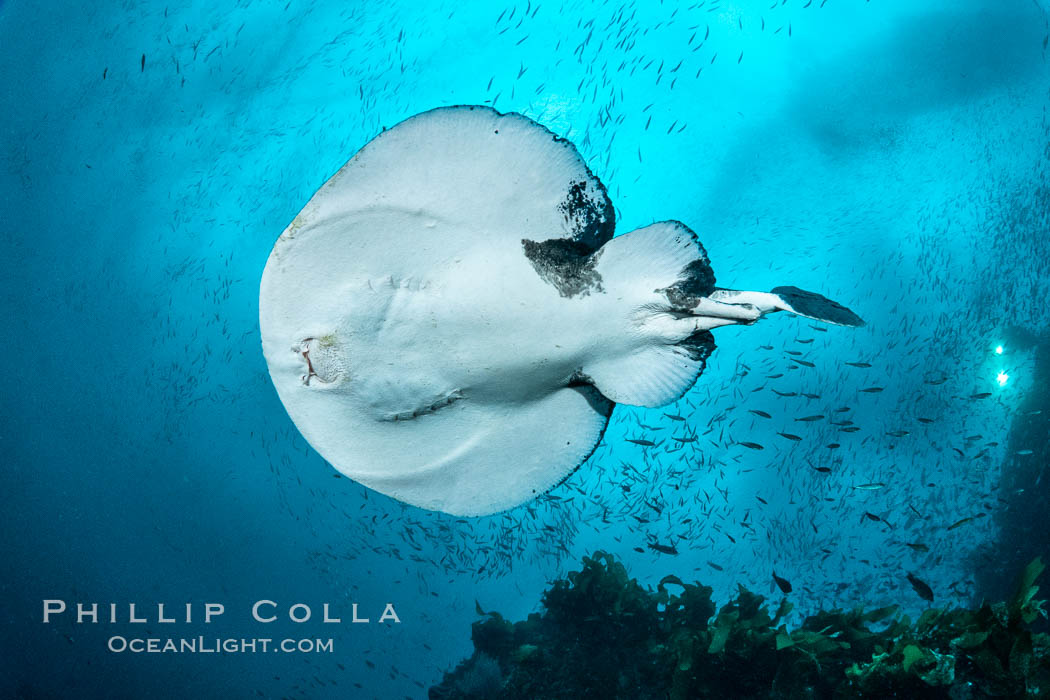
430;553;1049;699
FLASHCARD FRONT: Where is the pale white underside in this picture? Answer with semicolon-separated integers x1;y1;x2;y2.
260;107;637;516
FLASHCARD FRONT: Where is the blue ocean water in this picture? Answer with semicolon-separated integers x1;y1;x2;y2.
1;0;1048;697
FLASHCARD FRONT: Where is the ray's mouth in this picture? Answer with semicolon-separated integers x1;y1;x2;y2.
294;336;343;386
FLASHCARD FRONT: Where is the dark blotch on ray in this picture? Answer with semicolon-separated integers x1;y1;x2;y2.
556;179;615;250
522;238;605;298
659;258;718;310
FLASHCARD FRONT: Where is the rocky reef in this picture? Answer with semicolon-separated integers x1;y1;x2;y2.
430;552;1048;698
973;325;1050;611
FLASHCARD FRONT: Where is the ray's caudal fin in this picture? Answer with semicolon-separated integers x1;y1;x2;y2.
583;221;864;409
709;286;866;328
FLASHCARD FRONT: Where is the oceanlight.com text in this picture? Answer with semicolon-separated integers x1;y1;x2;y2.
107;636;334;653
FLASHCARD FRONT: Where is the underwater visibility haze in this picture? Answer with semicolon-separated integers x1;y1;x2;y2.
2;0;1049;697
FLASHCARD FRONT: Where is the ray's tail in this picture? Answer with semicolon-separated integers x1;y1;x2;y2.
580;220;864;408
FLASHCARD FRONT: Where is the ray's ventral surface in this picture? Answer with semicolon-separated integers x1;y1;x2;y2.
259;105;863;516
